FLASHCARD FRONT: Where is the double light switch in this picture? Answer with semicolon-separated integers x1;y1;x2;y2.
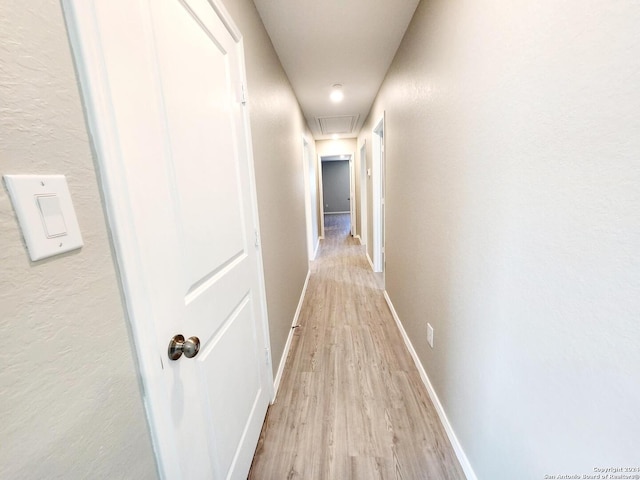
4;175;84;261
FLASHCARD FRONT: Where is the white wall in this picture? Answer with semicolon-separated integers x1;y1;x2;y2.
0;1;157;478
359;0;640;478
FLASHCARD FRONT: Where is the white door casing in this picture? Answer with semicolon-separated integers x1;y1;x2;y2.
62;0;273;478
359;142;368;246
349;155;356;237
373;114;385;273
317;155;326;238
318;153;354;237
302;137;318;260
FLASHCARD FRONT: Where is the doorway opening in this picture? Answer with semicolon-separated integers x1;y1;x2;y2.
359;141;367;247
318;153;355;239
372;114;385;277
302;137;319;261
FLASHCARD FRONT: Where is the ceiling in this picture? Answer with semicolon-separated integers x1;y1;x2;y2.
252;0;421;140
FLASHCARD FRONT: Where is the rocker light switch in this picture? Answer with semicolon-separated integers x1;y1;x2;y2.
36;195;67;238
4;175;83;261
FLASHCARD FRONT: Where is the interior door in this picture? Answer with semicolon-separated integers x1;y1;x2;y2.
349;157;356;237
63;0;272;478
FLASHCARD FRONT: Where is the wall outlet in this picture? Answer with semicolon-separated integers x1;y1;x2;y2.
427;323;434;348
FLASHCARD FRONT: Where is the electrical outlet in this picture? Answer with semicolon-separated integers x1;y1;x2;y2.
427;323;434;348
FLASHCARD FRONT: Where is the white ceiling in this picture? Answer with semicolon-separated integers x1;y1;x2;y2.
252;0;421;140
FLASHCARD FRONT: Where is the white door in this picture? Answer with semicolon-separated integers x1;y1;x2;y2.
359;142;368;246
302;138;319;260
63;0;272;478
373;115;385;273
349;157;356;237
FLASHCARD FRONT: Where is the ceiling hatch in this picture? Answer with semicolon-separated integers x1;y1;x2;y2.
317;115;360;135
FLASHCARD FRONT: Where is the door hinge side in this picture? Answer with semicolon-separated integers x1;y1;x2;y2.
237;82;247;105
265;347;271;366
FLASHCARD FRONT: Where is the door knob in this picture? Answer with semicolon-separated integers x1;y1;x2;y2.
168;334;200;360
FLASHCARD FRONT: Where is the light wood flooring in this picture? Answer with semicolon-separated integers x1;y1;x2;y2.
249;214;466;479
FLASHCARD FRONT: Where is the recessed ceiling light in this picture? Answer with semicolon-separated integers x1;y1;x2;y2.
330;84;344;103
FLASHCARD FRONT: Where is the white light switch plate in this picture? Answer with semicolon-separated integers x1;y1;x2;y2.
427;323;434;348
4;175;84;261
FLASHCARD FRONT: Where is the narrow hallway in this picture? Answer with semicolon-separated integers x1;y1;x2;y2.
249;214;465;479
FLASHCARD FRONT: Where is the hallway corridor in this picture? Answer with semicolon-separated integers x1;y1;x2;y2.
249;214;465;479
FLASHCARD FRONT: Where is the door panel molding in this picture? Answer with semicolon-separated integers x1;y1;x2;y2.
62;0;272;477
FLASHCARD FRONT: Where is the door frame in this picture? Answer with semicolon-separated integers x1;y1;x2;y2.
301;136;318;260
318;153;356;237
372;113;385;273
349;156;356;237
61;1;273;477
359;140;367;246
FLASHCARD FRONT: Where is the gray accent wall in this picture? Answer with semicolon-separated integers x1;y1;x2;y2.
358;0;640;477
322;160;350;213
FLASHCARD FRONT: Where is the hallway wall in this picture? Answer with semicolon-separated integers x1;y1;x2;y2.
1;0;314;476
358;0;640;478
0;1;157;478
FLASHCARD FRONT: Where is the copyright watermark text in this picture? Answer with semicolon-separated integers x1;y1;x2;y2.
543;467;640;480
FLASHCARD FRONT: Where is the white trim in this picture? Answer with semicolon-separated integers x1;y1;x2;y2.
372;114;385;273
359;141;368;247
324;211;350;215
366;252;375;271
317;154;325;237
61;2;177;476
349;153;356;237
313;238;321;259
272;269;311;401
301;136;318;262
383;292;478;480
319;152;353;237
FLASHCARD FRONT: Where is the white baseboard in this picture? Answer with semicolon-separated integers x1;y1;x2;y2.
272;269;311;402
366;252;374;271
383;291;478;480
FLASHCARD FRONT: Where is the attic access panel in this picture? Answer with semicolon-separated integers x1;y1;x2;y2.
317;115;360;135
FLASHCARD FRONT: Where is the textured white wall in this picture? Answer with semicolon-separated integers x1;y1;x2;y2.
0;1;157;478
359;0;640;477
220;0;316;376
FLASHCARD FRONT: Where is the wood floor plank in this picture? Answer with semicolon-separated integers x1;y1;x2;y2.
249;214;466;480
